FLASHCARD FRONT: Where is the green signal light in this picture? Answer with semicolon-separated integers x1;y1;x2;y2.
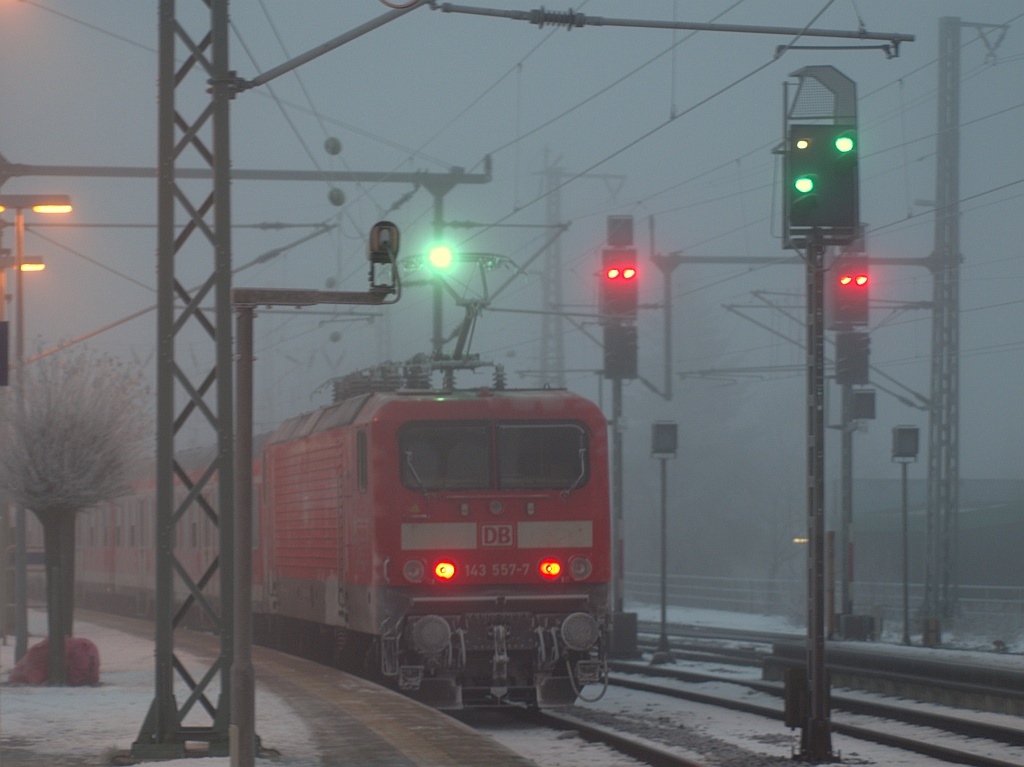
428;245;454;269
794;177;815;194
835;135;855;153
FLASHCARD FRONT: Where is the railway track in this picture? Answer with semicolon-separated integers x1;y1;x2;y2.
71;606;1024;766
637;622;1024;714
530;708;719;767
611;624;1024;767
609;669;1024;767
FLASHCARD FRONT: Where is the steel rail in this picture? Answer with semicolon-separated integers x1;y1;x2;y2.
529;709;713;767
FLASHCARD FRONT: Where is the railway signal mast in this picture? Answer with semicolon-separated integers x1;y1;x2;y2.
782;65;862;762
598;216;641;657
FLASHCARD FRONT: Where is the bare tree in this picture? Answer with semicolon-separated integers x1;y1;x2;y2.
0;349;150;684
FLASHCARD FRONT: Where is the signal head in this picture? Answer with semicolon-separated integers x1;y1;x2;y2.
599;247;639;321
786;124;859;232
829;258;870;329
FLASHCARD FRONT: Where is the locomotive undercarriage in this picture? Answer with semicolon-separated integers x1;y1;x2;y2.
381;604;608;709
255;578;609;708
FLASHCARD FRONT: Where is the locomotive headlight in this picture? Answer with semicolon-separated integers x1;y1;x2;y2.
569;556;593;581
403;559;425;583
561;611;600;651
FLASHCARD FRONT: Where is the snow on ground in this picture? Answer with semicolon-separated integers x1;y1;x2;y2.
2;604;1020;766
0;610;319;767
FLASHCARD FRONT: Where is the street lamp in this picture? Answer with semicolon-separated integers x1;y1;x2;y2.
892;425;919;646
650;422;678;665
0;194;72;661
0;256;45;271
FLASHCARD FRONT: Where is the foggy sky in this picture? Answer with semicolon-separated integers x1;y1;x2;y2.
1;0;1021;547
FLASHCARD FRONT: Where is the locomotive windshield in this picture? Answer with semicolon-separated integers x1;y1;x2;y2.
401;423;492;490
399;421;588;492
497;423;587;490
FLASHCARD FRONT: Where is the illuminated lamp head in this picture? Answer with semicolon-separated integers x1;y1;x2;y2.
539;559;562;579
428;244;453;270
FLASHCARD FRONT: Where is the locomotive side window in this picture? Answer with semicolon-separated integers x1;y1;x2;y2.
497;423;588;490
399;423;491;490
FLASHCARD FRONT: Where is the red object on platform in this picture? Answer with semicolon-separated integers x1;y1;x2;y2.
8;637;100;685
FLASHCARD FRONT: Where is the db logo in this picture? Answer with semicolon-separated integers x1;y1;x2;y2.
481;524;514;547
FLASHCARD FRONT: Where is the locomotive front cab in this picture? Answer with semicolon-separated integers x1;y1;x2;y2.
371;392;611;709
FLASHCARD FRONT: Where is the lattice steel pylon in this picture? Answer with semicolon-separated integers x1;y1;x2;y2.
924;16;961;626
132;0;236;758
924;16;1007;623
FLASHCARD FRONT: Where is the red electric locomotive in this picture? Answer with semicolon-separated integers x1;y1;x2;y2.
70;364;611;709
258;370;611;708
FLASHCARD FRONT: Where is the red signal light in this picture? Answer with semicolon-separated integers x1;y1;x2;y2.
600;247;639;320
539;559;562;579
839;272;868;287
434;561;456;581
830;259;869;329
605;267;636;281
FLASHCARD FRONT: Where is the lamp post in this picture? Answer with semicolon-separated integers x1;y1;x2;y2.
650;422;677;664
0;253;44;641
0;194;72;660
892;425;919;646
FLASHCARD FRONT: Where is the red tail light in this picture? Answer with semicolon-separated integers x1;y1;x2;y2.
539;559;562;579
434;561;456;581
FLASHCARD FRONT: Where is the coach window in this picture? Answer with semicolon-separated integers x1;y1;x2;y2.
400;423;491;491
357;430;368;493
497;423;589;490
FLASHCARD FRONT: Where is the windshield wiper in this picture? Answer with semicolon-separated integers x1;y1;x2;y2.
560;447;587;500
405;450;430;498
